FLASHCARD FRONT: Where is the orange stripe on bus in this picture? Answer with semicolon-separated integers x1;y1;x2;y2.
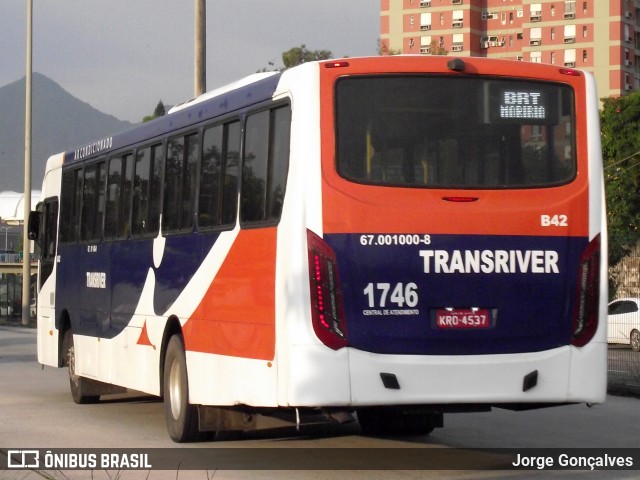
183;228;277;360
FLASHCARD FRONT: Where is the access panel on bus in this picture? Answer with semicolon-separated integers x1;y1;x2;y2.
320;64;598;356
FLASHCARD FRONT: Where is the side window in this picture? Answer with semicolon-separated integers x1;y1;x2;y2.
241;105;291;225
80;161;106;241
149;144;164;233
242;111;270;223
182;133;199;230
622;301;638;314
120;154;134;238
79;164;96;241
132;147;151;236
41;198;59;261
39;198;58;286
609;301;638;315
60;168;82;243
105;157;123;238
198;120;240;229
164;136;184;231
132;144;164;237
104;154;133;239
222;122;241;225
269;106;292;219
164;133;199;232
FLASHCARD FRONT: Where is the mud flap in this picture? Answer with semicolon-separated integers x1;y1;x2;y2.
197;406;258;433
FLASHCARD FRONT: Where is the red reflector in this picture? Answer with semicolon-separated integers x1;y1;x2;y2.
559;68;582;77
571;234;600;347
324;61;350;69
307;230;348;350
442;196;479;203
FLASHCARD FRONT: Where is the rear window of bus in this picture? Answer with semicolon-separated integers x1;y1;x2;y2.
335;76;576;189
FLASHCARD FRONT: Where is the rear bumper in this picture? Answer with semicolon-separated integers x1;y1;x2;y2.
286;342;607;407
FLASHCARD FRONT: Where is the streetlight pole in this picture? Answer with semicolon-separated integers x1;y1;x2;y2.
194;0;206;96
22;0;33;326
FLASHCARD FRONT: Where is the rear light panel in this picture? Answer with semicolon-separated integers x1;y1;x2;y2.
307;230;348;350
571;234;601;347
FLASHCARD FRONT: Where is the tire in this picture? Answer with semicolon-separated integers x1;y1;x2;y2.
631;330;640;352
357;407;440;436
61;329;100;404
163;335;200;442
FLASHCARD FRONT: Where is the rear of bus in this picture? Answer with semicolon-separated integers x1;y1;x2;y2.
308;57;606;416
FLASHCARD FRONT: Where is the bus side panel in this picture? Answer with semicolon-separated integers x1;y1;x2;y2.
36;155;63;368
184;228;278;406
92;222;221;395
567;71;608;404
183;228;277;360
272;65;353;406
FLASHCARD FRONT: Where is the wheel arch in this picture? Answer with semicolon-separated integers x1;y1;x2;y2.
159;315;183;398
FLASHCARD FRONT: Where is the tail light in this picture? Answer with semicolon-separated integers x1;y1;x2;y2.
307;230;348;350
571;234;601;347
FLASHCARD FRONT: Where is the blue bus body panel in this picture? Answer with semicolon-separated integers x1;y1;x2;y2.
326;233;586;355
56;232;220;338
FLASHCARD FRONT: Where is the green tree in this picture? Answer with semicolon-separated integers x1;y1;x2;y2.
378;40;402;56
258;45;334;72
143;100;166;123
600;92;640;265
428;40;449;56
281;45;333;69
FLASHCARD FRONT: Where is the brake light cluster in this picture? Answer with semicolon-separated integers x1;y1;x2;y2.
571;234;601;347
307;230;348;350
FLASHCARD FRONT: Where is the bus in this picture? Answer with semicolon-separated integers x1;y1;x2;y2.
30;56;607;442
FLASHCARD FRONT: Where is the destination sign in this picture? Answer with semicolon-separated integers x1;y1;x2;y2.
484;81;561;125
499;91;546;120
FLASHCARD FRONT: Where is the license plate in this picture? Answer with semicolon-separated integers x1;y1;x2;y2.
436;309;490;329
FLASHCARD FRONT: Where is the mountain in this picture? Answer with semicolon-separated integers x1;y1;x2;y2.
0;73;133;192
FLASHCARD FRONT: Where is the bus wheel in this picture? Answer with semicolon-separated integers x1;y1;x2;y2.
631;330;640;352
357;407;440;436
61;329;100;404
163;335;200;442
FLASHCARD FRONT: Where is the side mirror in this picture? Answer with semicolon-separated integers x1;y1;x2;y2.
27;210;41;242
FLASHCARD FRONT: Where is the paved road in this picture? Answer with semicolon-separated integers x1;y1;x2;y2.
1;325;639;480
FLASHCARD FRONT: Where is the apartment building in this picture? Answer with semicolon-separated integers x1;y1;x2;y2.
380;0;639;98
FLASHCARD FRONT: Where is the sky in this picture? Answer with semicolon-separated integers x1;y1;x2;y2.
1;1;380;123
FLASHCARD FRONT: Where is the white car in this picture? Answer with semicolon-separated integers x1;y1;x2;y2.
608;298;640;352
